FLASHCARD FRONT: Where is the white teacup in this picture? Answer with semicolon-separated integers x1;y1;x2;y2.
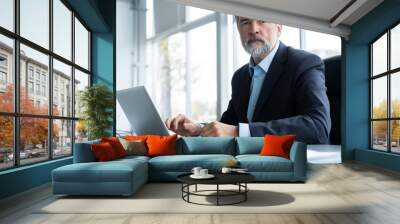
221;167;232;174
191;167;202;176
199;169;208;176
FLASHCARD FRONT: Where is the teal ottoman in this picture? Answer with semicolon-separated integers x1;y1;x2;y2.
52;156;148;196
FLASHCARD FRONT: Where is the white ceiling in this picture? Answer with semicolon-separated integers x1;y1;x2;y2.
176;0;384;38
226;0;352;22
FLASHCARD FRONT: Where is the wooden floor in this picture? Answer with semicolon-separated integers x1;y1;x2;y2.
1;162;400;224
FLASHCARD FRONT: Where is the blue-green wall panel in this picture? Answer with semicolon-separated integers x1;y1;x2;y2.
355;149;400;172
344;0;400;171
343;44;369;160
91;32;115;135
65;0;110;32
0;158;72;199
90;0;115;136
92;32;114;87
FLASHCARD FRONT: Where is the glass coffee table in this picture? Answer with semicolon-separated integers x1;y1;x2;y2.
177;172;255;206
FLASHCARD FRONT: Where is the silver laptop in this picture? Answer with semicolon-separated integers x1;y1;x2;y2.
116;86;170;136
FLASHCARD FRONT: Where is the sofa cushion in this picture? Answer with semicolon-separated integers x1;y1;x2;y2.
149;154;235;172
118;138;147;156
91;142;118;161
101;137;127;158
236;155;293;172
259;134;295;159
114;155;150;164
124;135;148;142
177;137;236;155
235;137;263;155
147;134;178;157
53;158;147;183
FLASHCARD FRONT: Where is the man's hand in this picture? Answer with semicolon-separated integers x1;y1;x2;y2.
200;121;239;137
165;114;202;136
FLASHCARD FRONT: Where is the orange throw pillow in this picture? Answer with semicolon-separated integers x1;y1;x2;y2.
101;137;127;158
259;134;296;159
91;142;117;161
124;135;149;150
124;135;148;141
146;134;177;157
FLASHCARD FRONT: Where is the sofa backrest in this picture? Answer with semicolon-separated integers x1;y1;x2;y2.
235;137;264;155
74;137;303;161
73;137;237;162
73;139;100;163
176;137;236;155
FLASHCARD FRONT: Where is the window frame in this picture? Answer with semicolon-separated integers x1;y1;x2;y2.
0;70;7;85
369;20;400;154
0;0;92;171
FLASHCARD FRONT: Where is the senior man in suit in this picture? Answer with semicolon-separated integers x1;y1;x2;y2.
165;16;331;144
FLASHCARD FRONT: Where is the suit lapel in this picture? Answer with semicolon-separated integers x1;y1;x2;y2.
252;43;288;121
238;66;252;122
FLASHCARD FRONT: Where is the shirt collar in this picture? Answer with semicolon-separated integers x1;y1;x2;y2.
249;40;280;75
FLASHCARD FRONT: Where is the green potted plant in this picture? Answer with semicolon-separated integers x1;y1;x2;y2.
79;84;114;140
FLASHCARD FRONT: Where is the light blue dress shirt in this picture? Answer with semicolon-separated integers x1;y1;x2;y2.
239;41;280;137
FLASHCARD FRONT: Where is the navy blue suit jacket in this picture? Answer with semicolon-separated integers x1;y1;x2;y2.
220;42;331;144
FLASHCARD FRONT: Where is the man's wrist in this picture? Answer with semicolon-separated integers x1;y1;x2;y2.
198;122;207;129
234;126;239;137
196;122;207;136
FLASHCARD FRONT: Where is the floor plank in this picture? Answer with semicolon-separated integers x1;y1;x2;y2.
1;161;400;224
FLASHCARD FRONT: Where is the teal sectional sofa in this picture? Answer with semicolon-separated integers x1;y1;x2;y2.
52;137;307;196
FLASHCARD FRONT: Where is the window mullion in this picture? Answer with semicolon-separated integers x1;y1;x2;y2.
216;13;228;120
388;30;391;152
49;0;54;160
71;10;76;154
185;32;192;117
300;29;306;49
14;0;21;167
370;45;373;149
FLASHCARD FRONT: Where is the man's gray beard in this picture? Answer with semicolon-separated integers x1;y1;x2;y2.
248;44;271;58
243;40;273;59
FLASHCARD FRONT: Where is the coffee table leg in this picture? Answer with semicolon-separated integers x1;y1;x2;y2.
195;184;198;192
217;184;219;206
187;184;190;202
245;183;247;201
182;184;189;202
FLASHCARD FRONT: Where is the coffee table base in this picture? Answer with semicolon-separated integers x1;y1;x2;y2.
181;183;249;206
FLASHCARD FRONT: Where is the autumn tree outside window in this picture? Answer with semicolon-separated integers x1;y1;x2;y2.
0;0;91;170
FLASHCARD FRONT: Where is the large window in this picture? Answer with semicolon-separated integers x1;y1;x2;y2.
20;0;49;49
0;0;91;171
53;0;72;60
0;0;14;32
74;17;90;70
370;23;400;153
149;23;217;122
146;2;217;123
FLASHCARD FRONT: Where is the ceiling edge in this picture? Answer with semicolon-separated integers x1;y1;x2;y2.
177;0;351;38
